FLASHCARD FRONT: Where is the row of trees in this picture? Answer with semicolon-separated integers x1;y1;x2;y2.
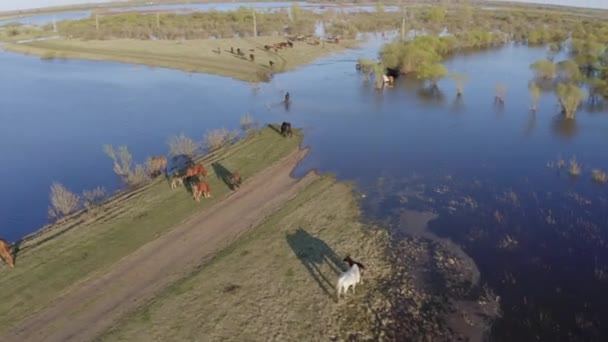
54;5;317;40
529;32;608;118
47;115;257;221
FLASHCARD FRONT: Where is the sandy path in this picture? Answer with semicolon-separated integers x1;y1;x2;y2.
3;149;316;342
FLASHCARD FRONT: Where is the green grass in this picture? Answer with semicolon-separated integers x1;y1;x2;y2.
6;37;356;82
0;127;302;333
100;176;387;341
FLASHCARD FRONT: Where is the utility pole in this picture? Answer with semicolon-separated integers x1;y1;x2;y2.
252;9;257;38
156;12;160;29
95;14;99;31
400;0;406;41
52;16;57;32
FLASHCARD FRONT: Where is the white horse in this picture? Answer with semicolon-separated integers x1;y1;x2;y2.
336;256;365;301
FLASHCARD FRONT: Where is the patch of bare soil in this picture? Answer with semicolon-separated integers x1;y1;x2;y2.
2;148;316;342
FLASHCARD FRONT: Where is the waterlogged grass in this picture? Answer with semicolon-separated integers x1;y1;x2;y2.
6;37;356;82
101;177;387;341
0;127;301;333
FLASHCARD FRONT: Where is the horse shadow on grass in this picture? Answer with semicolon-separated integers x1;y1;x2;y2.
286;227;346;299
211;162;236;190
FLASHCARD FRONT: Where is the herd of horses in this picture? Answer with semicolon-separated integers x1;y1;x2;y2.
0;117;365;302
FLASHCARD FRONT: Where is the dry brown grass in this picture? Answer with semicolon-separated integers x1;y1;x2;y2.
6;37;357;82
101;177;388;341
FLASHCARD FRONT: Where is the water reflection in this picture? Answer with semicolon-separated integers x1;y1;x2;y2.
552;116;578;139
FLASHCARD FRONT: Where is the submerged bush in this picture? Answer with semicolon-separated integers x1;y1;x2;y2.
569;158;582;176
591;169;607;184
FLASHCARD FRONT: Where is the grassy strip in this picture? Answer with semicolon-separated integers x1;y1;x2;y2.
0;127;302;333
100;176;388;341
5;37;356;81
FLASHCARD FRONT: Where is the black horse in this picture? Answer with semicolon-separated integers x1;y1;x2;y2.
284;92;290;103
280;121;293;137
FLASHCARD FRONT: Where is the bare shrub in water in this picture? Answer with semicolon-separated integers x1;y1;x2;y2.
450;73;468;97
591;169;607;184
205;128;238;151
569;158;581;176
495;83;507;104
48;182;81;219
168;134;198;158
103;145;150;187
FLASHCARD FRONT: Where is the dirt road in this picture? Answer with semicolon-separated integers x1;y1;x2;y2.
3;148;316;342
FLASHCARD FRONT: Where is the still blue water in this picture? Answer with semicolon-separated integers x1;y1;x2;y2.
1;34;608;339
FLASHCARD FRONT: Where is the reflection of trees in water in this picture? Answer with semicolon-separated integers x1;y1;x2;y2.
523;111;537;137
416;86;446;105
552;116;578;139
361;174;608;341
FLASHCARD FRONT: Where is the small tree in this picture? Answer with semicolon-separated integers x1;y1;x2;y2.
557;60;583;83
417;62;447;89
530;59;556;81
83;186;106;215
48;182;80;220
204;128;238;151
103;145;132;178
450;73;468;97
103;144;150;187
529;83;541;111
495;83;507;104
373;63;386;89
167;134;198;158
556;83;585;119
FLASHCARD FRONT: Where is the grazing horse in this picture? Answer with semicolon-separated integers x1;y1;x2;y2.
280;122;293;138
269;60;274;68
148;156;167;177
228;170;242;189
193;181;211;201
336;256;365;301
287;41;293;48
250;53;255;62
0;239;14;268
186;163;207;178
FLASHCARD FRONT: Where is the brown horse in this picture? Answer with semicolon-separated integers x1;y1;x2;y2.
148;156;167;177
0;239;14;268
228;170;242;189
186;163;207;178
193;181;211;201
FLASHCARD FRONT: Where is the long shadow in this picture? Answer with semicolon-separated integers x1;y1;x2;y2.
11;239;23;266
211;162;235;190
286;227;346;299
267;123;282;135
